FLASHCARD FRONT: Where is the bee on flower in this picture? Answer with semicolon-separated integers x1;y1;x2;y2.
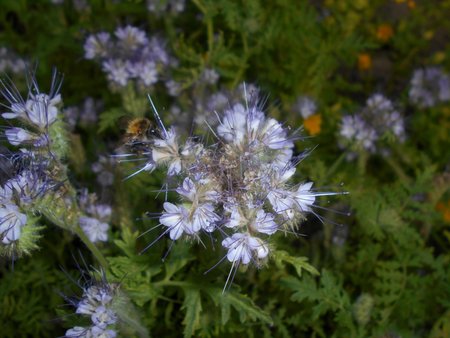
119;85;346;290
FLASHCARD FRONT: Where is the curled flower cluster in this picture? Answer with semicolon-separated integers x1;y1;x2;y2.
409;66;450;108
65;282;118;337
84;25;176;89
122;87;341;286
0;172;37;245
0;73;66;256
0;71;112;258
339;94;405;157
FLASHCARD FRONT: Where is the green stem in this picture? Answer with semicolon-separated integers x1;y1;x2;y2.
193;0;214;56
74;226;109;269
232;33;249;87
323;150;348;183
357;151;368;176
385;155;411;185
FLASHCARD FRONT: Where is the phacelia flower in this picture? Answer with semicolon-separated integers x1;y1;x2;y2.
118;85;345;289
84;25;175;89
409;66;450;108
0;47;27;74
339;93;405;157
63;265;147;338
147;0;186;15
77;190;112;243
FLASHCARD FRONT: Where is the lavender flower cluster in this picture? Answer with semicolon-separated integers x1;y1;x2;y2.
409;66;450;108
0;72;111;256
77;189;112;243
64;97;103;130
146;0;186;15
65;282;118;337
339;94;405;157
0;74;63;254
121;87;340;288
0;47;27;74
84;25;176;89
169;77;260;127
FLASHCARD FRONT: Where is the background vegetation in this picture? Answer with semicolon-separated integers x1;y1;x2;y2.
0;0;449;337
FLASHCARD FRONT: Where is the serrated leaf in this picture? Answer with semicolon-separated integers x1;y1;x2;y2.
182;289;202;338
98;108;126;133
273;250;320;277
223;292;273;325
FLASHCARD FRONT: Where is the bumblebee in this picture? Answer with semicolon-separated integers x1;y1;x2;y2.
122;117;159;153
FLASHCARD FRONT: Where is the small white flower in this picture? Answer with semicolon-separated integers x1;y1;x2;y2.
115;25;148;50
222;233;269;265
152;128;182;176
84;32;111;59
192;203;220;232
217;104;247;145
76;285;113;316
294;96;317;119
294;182;316;212
2;102;27;120
90;326;117;338
160;202;193;240
176;177;196;201
138;62;158;86
65;326;90;337
366;93;393;112
267;189;296;219
103;59;130;87
91;306;117;329
0;203;27;244
259;118;291;150
26;93;60;128
251;209;278;235
223;203;241;228
5;127;34;146
79;217;109;243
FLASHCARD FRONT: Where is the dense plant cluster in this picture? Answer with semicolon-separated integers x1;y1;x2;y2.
0;1;449;337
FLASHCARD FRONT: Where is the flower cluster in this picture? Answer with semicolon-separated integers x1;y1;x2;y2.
84;25;176;89
65;281;118;337
122;87;341;287
409;66;450;108
146;0;186;15
169;79;260;127
339;94;405;157
0;47;27;74
0;171;42;248
0;71;110;258
77;190;112;243
91;155;116;187
64;97;103;130
0;72;66;256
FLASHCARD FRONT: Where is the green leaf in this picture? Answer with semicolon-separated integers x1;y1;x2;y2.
182;289;202;338
273;250;320;277
223;292;273;325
